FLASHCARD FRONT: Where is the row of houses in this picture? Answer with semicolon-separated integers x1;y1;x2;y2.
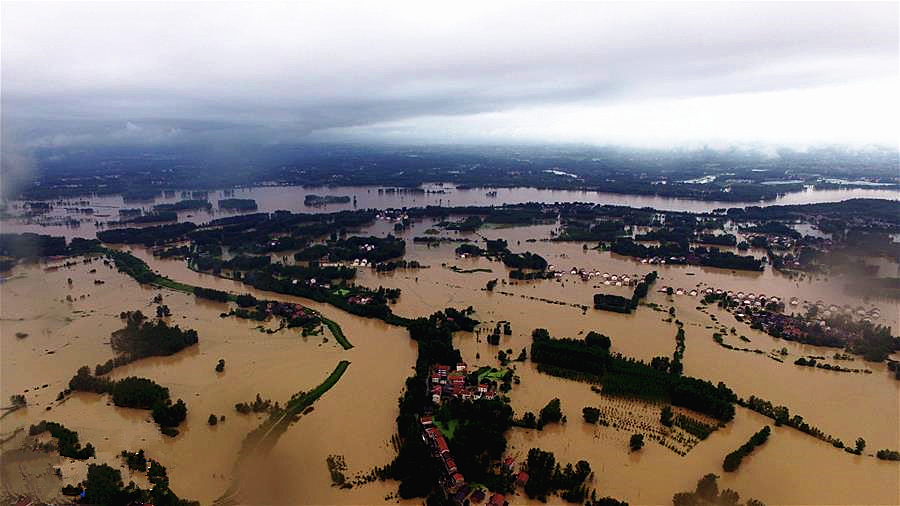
568;268;646;285
689;286;882;322
421;416;467;500
421;416;514;506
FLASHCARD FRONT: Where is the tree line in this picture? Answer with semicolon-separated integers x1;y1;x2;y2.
530;328;736;422
29;420;95;459
67;367;187;435
723;426;771;472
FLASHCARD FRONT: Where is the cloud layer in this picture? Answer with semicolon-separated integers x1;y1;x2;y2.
2;2;898;149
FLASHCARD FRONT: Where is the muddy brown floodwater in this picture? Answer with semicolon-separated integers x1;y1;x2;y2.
2;204;898;505
123;218;899;505
1;258;416;504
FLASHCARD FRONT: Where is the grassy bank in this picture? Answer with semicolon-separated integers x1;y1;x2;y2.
215;360;351;505
322;316;353;350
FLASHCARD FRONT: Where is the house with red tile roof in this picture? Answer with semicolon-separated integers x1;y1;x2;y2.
516;471;529;487
488;493;508;506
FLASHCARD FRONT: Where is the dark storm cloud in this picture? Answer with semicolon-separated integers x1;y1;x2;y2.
1;2;897;148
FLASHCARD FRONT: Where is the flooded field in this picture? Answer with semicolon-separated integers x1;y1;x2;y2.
0;258;416;504
2;189;898;505
101;225;898;505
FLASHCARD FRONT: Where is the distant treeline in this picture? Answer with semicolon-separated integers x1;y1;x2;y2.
120;211;178;224
304;194;350;206
555;220;627;242
98;222;197;246
194;254;271;274
19;143;899;203
219;198;258;211
153;199;212;213
0;233;101;259
611;238;764;271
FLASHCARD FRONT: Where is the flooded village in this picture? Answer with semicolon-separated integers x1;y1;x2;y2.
4;3;900;504
1;187;899;506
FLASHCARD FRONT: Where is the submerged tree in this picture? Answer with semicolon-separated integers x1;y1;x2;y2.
629;433;644;452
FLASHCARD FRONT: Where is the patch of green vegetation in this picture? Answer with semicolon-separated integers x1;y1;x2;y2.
434;419;459;440
476;367;507;383
332;288;351;297
321;316;352;350
106;248;215;297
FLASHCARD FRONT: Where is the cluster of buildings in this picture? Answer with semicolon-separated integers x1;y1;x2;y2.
639;255;700;265
665;287;785;308
428;364;497;404
347;295;373;305
568;268;645;285
290;277;332;290
809;301;881;322
420;416;522;506
265;301;313;320
747;312;812;340
418;364;532;505
672;285;883;324
376;210;410;222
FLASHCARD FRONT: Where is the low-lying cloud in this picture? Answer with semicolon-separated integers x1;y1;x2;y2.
2;2;897;151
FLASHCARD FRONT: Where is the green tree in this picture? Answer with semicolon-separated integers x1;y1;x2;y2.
629;433;644;452
719;489;740;506
538;398;563;429
855;437;866;454
660;405;674;427
523;448;556;501
673;492;699;506
81;464;142;504
695;473;719;502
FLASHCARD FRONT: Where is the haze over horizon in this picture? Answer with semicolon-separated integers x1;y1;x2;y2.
2;1;899;160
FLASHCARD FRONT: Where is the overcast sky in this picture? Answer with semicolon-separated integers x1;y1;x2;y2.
2;1;898;152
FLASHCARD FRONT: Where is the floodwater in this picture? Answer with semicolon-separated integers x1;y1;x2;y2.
121;218;899;505
3;184;898;239
0;258;416;505
2;191;899;504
